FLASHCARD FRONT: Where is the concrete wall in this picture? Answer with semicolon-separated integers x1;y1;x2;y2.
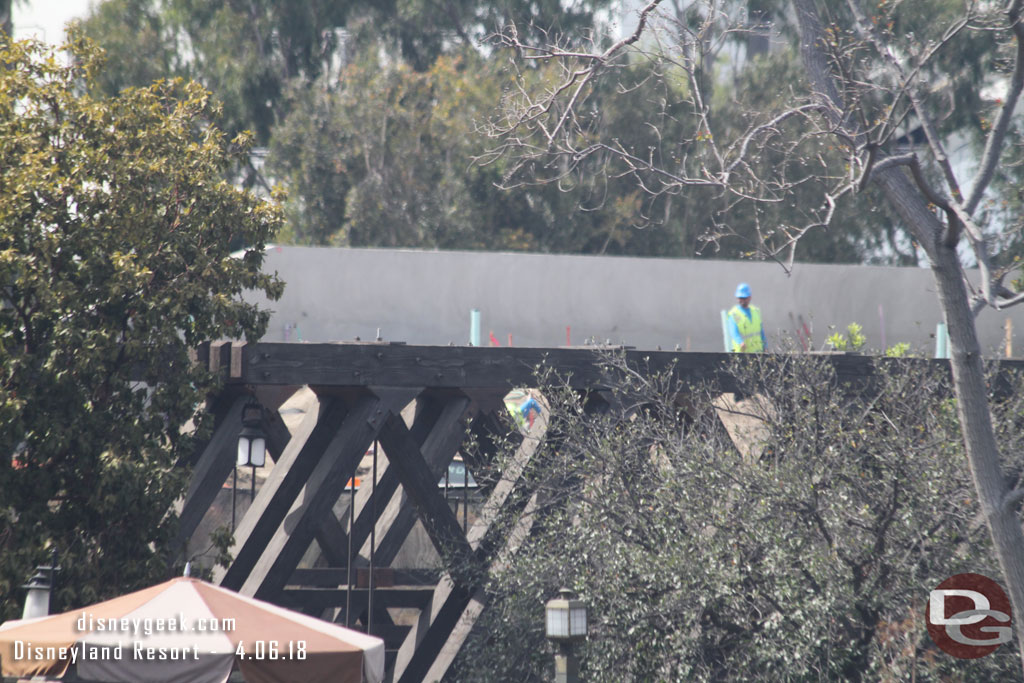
246;246;1024;355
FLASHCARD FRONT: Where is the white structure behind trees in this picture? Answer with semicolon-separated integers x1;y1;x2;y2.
248;246;1024;354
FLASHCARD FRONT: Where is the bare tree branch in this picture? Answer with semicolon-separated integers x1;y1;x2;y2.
722;104;825;185
1004;486;1024;512
793;0;945;262
845;0;967;203
843;0;1024;312
966;0;1024;214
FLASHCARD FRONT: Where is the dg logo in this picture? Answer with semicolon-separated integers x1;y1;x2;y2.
927;573;1013;659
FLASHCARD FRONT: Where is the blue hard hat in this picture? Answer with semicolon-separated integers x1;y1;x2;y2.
735;283;752;298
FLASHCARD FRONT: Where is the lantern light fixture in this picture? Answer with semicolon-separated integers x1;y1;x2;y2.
237;399;266;468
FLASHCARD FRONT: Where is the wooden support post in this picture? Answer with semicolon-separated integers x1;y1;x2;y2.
217;396;351;590
314;513;353;569
466;407;546;551
421;491;544;682
374;411;487;683
262;409;293;466
178;394;292;562
375;412;475;569
241;389;420;600
361;394;472;566
391;409;548;682
241;394;381;599
172;395;248;561
286;391;460;580
339;392;437;568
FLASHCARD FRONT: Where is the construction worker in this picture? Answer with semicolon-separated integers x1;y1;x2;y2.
728;283;766;353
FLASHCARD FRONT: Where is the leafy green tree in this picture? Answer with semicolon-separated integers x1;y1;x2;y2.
76;0;920;261
270;51;496;247
79;0;355;142
78;0;612;143
453;354;1023;680
0;36;282;618
270;50;685;254
383;0;611;70
72;0;178;99
0;0;12;39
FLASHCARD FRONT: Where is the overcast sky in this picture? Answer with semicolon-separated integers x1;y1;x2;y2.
13;0;93;45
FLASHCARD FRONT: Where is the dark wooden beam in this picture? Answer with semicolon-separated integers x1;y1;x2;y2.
466;407;546;552
172;395;247;560
460;388;508;417
241;389;421;601
218;396;351;590
241;393;380;600
420;491;544;682
390;411;548;681
198;341;236;379
375;412;476;572
262;407;293;465
349;406;482;681
366;394;473;566
391;580;473;683
284;389;433;576
306;389;468;571
200;342;1024;392
237;343;739;389
314;512;352;568
340;390;435;565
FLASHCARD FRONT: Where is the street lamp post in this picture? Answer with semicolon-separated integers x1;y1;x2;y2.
234;399;267;529
21;552;59;620
545;588;587;683
21;568;51;619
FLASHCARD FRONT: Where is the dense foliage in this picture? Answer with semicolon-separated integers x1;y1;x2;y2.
269;53;689;254
452;354;1024;680
480;0;1024;673
0;36;282;618
78;0;612;142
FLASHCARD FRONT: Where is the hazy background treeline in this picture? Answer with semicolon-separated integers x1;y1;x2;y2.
75;0;1001;264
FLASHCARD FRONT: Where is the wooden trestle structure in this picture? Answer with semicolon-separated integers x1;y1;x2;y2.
175;342;982;681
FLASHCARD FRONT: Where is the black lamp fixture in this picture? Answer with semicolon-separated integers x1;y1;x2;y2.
233;398;267;529
237;399;267;470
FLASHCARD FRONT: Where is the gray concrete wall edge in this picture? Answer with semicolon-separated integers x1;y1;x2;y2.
242;246;1024;355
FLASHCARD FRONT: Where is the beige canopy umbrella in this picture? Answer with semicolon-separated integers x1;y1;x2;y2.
0;577;384;683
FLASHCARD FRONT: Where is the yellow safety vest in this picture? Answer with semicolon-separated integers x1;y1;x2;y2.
729;305;764;353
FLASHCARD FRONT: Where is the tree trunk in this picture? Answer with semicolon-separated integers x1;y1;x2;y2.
0;0;11;41
873;163;1024;668
930;240;1024;668
791;0;1024;668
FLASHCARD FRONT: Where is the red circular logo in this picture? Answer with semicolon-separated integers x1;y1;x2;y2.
926;573;1012;658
